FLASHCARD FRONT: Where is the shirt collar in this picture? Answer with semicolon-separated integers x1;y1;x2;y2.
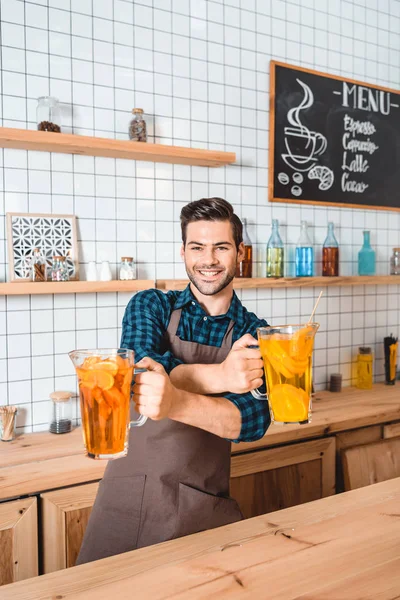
174;285;246;327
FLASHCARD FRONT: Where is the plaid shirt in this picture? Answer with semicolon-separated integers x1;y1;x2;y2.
121;285;270;443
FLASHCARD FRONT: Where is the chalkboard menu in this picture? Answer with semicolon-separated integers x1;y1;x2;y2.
269;61;400;211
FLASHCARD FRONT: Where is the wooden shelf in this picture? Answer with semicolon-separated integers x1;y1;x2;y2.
0;127;236;167
157;275;400;291
1;276;399;295
0;280;153;296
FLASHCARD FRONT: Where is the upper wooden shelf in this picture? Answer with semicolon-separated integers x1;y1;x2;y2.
157;275;400;291
0;280;153;296
0;127;236;167
1;276;399;295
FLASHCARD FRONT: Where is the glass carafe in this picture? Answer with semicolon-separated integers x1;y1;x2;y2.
358;231;376;276
322;222;339;276
69;349;147;460
295;221;314;277
266;219;284;278
236;218;253;278
250;323;319;425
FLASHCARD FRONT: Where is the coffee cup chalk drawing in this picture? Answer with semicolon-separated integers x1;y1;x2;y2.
278;79;334;198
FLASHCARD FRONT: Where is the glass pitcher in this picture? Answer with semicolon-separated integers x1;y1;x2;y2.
251;323;319;425
69;349;147;459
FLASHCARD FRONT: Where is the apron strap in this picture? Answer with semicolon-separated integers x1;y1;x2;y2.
166;308;182;338
222;320;235;348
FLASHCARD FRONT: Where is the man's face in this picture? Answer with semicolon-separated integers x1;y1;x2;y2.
181;220;245;296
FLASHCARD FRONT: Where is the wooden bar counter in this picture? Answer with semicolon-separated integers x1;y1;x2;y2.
3;476;400;599
1;384;399;501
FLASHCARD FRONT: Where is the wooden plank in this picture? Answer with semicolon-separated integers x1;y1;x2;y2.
0;280;153;296
0;428;86;468
383;421;400;439
0;455;106;501
0;127;236;167
156;276;400;291
336;425;382;492
0;497;38;586
13;499;38;583
41;483;99;572
231;458;322;518
343;437;400;490
2;478;400;600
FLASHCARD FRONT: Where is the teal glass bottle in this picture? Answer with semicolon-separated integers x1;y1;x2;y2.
266;219;284;277
295;221;314;277
358;230;376;276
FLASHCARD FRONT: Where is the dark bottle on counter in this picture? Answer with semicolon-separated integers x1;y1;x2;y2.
236;218;253;278
322;222;339;276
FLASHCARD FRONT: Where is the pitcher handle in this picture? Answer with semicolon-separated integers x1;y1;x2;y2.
129;367;148;428
250;388;268;400
250;344;268;400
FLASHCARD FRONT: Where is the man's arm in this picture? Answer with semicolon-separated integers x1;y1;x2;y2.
134;358;270;442
121;290;183;373
170;334;264;395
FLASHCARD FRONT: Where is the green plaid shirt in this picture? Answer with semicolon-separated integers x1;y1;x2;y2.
121;285;270;442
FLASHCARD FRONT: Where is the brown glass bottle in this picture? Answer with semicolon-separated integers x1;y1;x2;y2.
236;218;253;278
322;222;339;276
322;247;339;276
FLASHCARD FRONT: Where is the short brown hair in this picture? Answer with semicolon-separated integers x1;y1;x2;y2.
180;197;243;249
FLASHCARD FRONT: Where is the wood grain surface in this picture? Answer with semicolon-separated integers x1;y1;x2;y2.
3;477;400;599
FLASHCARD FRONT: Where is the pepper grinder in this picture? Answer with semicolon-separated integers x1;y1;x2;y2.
49;391;73;434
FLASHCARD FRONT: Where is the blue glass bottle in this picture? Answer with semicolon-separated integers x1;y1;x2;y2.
295;221;314;277
358;230;376;276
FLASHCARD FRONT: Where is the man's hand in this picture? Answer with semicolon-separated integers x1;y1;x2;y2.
220;334;264;394
133;358;177;420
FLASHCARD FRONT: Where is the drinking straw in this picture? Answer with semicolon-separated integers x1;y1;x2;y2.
308;290;323;324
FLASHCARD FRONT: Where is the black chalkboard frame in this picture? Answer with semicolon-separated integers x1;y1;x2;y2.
269;60;400;212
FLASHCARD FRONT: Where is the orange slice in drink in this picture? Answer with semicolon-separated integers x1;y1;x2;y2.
82;355;101;369
80;369;114;391
103;387;125;409
269;384;309;422
93;360;118;376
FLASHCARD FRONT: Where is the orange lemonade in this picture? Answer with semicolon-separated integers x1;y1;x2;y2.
259;324;318;424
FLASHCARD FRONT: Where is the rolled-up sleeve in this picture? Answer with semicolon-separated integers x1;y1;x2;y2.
224;388;270;443
121;290;183;374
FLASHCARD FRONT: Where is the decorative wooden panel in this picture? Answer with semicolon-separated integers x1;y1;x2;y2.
383;421;400;439
342;437;400;491
0;497;38;586
41;482;99;573
335;425;382;493
230;437;335;519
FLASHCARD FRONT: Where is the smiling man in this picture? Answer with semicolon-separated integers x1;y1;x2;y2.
76;197;270;565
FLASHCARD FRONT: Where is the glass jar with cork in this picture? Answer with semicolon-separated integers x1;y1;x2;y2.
49;391;73;434
31;248;47;282
129;108;147;142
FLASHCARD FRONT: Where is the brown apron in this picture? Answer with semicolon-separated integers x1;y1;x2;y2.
76;308;243;564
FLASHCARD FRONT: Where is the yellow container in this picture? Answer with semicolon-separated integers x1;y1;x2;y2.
356;346;373;389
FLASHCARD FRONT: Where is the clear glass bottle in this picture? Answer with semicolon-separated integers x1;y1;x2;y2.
358;231;376;276
322;222;339;277
236;218;253;278
266;219;284;278
31;248;47;282
49;391;73;434
295;221;314;277
37;96;61;132
51;256;69;282
129;108;147;142
119;257;137;280
356;346;373;389
390;248;400;275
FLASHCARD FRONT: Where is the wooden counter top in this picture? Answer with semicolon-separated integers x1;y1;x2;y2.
1;384;399;501
3;476;400;599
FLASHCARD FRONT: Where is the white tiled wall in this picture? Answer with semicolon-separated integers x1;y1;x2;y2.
0;0;399;432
